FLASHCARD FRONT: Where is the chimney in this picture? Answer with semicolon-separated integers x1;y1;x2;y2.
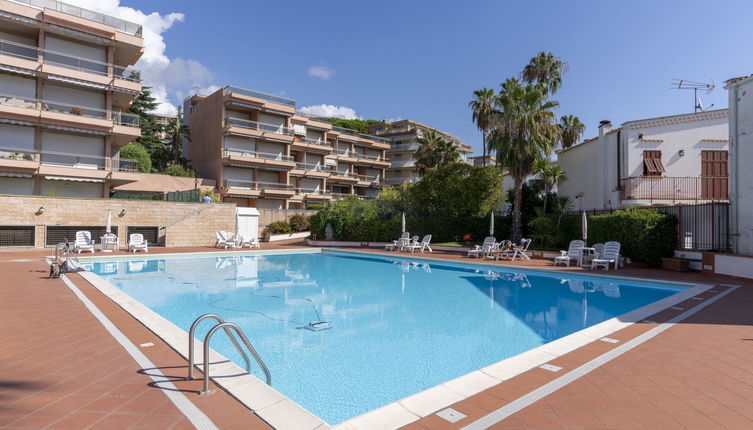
598;120;612;138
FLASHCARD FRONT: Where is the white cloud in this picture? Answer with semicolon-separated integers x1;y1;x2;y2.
307;63;335;80
299;104;360;119
65;0;218;115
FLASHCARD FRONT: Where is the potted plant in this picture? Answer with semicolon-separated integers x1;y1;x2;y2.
70;106;85;116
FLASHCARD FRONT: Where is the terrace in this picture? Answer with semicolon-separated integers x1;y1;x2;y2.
0;145;138;173
10;0;143;36
0;92;140;127
620;176;729;204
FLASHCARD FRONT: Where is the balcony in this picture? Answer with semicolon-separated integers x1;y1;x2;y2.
225;117;293;141
222;148;295;169
330;125;391;145
385;176;420;185
12;0;143;36
0;93;139;129
328;170;358;182
290;162;330;178
225;86;295;107
354;174;381;185
0;39;141;83
372;125;416;135
332;149;389;165
390;159;416;168
290;137;333;153
388;143;420;153
295;188;331;200
222;179;295;198
0;145;138;180
620;176;728;205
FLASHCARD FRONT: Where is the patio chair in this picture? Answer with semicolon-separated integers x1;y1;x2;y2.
73;231;95;254
554;240;585;267
128;234;148;253
406;234;432;253
401;235;419;252
216;230;238;249
101;233;119;251
591;241;621;270
593;243;605;259
238;235;260;248
385;232;410;251
497;238;532;261
467;236;496;258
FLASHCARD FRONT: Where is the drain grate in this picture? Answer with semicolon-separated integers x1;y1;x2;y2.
436;407;467;423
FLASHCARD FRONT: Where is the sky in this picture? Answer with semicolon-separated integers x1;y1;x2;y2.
68;0;753;155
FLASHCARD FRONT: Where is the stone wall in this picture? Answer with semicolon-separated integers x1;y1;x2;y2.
0;195;236;247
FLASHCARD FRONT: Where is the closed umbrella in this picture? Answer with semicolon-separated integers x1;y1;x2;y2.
106;209;112;234
489;211;495;236
581;211;588;244
401;212;406;233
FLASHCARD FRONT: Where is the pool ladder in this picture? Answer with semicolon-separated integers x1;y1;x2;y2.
186;313;271;395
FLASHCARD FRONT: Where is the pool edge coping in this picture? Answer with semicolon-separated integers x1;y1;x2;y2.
70;248;714;430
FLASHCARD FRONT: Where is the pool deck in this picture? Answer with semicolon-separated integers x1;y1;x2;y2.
2;242;753;429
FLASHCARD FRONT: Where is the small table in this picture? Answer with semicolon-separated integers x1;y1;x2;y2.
100;234;119;252
581;247;596;266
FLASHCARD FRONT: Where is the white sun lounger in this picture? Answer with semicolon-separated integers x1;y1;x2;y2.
128;233;148;253
554;240;585;267
74;231;95;254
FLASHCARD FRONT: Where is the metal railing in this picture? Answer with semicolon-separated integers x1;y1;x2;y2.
372;125;416;135
330;125;391;144
222;148;294;162
223;179;294;191
294;162;327;172
387;143;420;153
329;170;356;179
296;137;331;147
12;0;143;36
225;86;295;107
225;117;292;136
0;145;137;172
620;176;729;203
391;159;416;168
354;174;380;183
296;188;330;196
187;314;271;395
331;148;387;162
0;92;139;126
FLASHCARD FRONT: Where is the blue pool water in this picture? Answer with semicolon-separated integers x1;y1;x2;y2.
87;250;682;424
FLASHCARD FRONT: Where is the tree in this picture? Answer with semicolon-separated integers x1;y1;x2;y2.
127;87;162;151
469;88;497;167
119;143;151;173
559;114;585;149
521;52;567;95
329;118;381;134
533;158;567;213
162;162;195;177
490;78;560;241
164;107;191;165
414;129;460;174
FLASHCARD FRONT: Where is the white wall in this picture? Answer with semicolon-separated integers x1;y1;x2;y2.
0;177;34;195
0;73;36;99
39;180;102;198
0;124;35;151
728;77;753;256
556;139;604;211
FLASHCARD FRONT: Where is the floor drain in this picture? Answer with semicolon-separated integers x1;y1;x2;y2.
691;297;704;301
540;364;562;372
600;337;619;343
670;306;685;310
436;407;467;423
642;320;657;324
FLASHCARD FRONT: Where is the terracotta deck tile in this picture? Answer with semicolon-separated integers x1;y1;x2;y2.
85;413;138;430
708;414;753;430
45;411;108;430
591;411;644;430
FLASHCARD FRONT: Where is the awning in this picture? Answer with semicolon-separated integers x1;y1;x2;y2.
45;124;108;136
48;24;110;44
263;108;292;117
0;11;38;24
228;101;262;110
0;64;36;77
292;124;306;135
44;175;105;183
48;74;109;90
0;118;34;127
0;172;33;178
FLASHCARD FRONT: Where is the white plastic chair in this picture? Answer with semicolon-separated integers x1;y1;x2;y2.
406;234;432;253
128;234;148;253
101;233;119;251
385;232;410;251
498;238;532;261
401;235;419;252
215;230;238;249
554;240;585;267
238;235;260;248
591;241;621;270
74;231;95;254
467;236;496;258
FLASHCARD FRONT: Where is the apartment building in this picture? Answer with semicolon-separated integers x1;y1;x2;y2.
0;0;143;198
368;119;473;185
468;154;496;167
556;110;729;211
183;86;390;209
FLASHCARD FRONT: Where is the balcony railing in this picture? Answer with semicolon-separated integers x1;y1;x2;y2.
12;0;143;36
0;145;137;172
620;176;729;203
391;159;416;168
225;117;292;136
296;137;331;147
331;148;387;162
294;162;327;172
329;170;356;179
225;86;295;107
222;148;294;162
223;179;293;191
387;143;420;153
331;125;391;144
355;174;380;183
0;92;139;126
296;188;330;196
372;125;416;135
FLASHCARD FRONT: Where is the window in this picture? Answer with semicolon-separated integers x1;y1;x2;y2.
642;150;665;176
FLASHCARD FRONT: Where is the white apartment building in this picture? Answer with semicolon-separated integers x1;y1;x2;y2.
0;0;143;198
725;75;753;256
556;110;729;211
368;119;473;185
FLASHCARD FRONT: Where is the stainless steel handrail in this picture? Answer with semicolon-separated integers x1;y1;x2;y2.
186;314;250;380
198;322;272;395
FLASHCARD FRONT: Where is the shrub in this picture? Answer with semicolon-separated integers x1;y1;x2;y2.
267;221;293;234
162;162;195;177
119;143;152;173
588;209;677;266
288;214;310;232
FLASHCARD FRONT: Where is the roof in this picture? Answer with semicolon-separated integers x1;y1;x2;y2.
556;136;599;154
113;173;216;193
369;119;463;143
724;74;753;88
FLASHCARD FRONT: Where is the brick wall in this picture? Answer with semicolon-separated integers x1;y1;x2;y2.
0;195;236;248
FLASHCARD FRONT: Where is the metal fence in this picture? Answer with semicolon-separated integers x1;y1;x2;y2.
166;189;200;202
111;189;200;202
567;203;730;252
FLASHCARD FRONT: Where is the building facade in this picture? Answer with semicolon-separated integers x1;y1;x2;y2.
0;0;143;198
368;119;473;185
556;110;729;211
184;86;390;209
725;75;753;256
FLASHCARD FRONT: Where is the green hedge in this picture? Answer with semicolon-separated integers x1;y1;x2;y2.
588;209;677;266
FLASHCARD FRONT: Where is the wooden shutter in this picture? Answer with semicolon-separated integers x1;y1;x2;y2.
701;150;728;199
643;150;663;176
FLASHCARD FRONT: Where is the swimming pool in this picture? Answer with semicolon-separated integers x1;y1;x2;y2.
85;250;685;425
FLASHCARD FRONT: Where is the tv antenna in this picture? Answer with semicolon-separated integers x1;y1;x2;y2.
671;79;714;112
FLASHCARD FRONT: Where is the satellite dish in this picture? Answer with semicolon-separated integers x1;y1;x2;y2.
671;79;715;112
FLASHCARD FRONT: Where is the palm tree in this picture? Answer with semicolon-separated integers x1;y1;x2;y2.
521;52;567;95
165;107;191;164
533;158;568;214
414;129;459;174
490;78;560;241
469;88;497;167
559;115;585;149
